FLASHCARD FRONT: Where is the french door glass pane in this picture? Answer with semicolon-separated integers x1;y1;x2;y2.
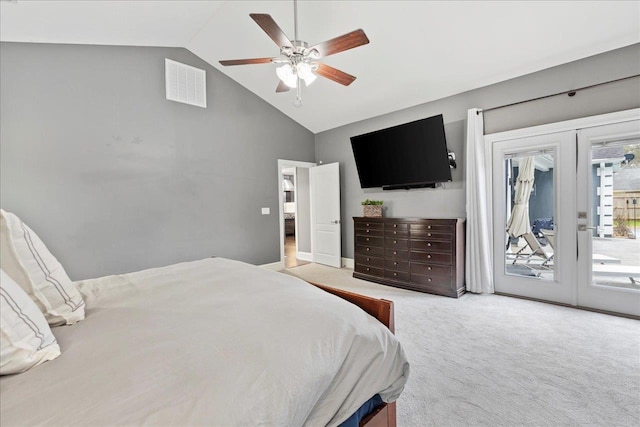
591;140;640;290
503;152;555;281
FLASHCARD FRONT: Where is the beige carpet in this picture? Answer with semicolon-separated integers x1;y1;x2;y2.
283;263;640;427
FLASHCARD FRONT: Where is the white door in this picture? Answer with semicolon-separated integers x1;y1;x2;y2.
310;162;342;268
577;120;640;316
492;131;577;304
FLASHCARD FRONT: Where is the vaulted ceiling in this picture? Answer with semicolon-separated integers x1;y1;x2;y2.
2;1;638;133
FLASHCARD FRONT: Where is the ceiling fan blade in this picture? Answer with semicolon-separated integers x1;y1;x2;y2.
315;63;357;86
219;57;276;66
310;29;369;57
276;80;291;93
250;14;293;49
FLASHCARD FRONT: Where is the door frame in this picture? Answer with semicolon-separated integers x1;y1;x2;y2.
484;108;640;310
277;159;316;270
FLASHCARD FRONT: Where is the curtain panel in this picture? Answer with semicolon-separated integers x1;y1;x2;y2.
465;109;494;294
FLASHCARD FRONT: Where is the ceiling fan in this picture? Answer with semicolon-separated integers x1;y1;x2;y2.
219;0;369;107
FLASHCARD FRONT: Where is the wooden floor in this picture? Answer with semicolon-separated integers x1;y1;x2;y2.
285;235;310;268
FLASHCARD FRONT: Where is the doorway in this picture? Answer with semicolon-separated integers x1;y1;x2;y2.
278;161;314;269
277;160;343;270
488;109;640;316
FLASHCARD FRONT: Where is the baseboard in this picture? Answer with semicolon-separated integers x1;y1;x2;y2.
297;251;313;262
342;257;354;269
260;261;284;271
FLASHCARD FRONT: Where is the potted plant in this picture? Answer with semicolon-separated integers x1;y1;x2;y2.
362;199;383;217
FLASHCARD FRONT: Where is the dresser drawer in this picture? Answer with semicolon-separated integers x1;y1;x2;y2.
410;231;452;240
356;235;384;247
411;263;451;278
410;251;452;264
385;222;409;231
356;245;385;257
410;274;453;289
356;228;384;237
355;220;384;230
385;238;409;249
385;259;409;272
385;229;409;238
410;223;452;235
355;264;383;277
355;254;384;268
385;248;409;259
385;270;409;282
410;240;452;252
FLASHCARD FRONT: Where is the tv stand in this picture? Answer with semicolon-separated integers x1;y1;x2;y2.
353;217;465;298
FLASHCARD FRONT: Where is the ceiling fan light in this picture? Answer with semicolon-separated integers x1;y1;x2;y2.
296;63;317;86
276;64;297;88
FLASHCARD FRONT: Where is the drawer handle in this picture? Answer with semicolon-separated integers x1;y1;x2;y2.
394;240;397;244
428;266;432;271
393;272;397;276
427;254;431;259
366;223;370;227
366;267;370;271
366;248;370;251
366;229;370;233
394;251;397;255
394;231;397;235
427;225;432;229
394;261;398;265
428;243;432;247
428;233;432;237
366;257;370;261
366;237;370;241
393;224;397;228
428;278;432;282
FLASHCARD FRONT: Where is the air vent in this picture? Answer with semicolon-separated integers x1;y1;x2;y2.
165;59;206;108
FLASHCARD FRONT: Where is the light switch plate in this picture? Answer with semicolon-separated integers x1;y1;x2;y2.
261;207;270;215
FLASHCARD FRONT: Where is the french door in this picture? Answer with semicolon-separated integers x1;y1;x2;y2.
493;131;577;305
491;111;640;316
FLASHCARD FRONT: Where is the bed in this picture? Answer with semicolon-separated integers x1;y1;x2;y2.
0;257;409;427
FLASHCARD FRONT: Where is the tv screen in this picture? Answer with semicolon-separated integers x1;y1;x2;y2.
350;114;451;189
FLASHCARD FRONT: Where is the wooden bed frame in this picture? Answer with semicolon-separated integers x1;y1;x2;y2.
309;282;397;427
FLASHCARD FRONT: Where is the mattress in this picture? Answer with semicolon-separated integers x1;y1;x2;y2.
0;258;409;426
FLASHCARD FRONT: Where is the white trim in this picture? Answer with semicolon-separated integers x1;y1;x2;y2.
297;251;313;262
484;108;640;143
259;261;283;271
277;159;316;269
342;257;354;269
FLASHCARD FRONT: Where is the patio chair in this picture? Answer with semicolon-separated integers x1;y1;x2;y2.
512;231;554;267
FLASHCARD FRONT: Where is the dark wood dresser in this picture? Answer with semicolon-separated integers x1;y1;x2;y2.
353;217;466;298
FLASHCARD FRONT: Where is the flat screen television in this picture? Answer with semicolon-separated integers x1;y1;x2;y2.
350;114;451;190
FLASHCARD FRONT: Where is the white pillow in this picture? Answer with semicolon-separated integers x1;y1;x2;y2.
1;269;61;375
0;209;85;326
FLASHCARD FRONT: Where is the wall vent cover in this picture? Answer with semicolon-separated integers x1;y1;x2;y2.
165;58;206;108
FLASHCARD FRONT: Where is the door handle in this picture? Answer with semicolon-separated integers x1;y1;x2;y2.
331;220;341;224
578;225;596;231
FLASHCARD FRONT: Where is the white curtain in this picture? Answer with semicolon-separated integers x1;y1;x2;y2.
465;108;494;294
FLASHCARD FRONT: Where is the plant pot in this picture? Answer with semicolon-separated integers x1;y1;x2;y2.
363;205;383;217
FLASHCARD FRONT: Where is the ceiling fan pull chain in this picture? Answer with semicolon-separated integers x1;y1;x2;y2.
294;75;302;107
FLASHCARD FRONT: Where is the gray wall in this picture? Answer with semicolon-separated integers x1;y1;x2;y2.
314;43;640;259
0;42;315;279
295;167;311;253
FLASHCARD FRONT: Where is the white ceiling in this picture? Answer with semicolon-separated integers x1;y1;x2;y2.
2;1;639;133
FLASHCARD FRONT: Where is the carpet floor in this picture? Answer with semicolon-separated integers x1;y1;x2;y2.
283;263;640;427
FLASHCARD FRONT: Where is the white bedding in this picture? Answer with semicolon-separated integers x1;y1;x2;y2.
0;258;409;426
